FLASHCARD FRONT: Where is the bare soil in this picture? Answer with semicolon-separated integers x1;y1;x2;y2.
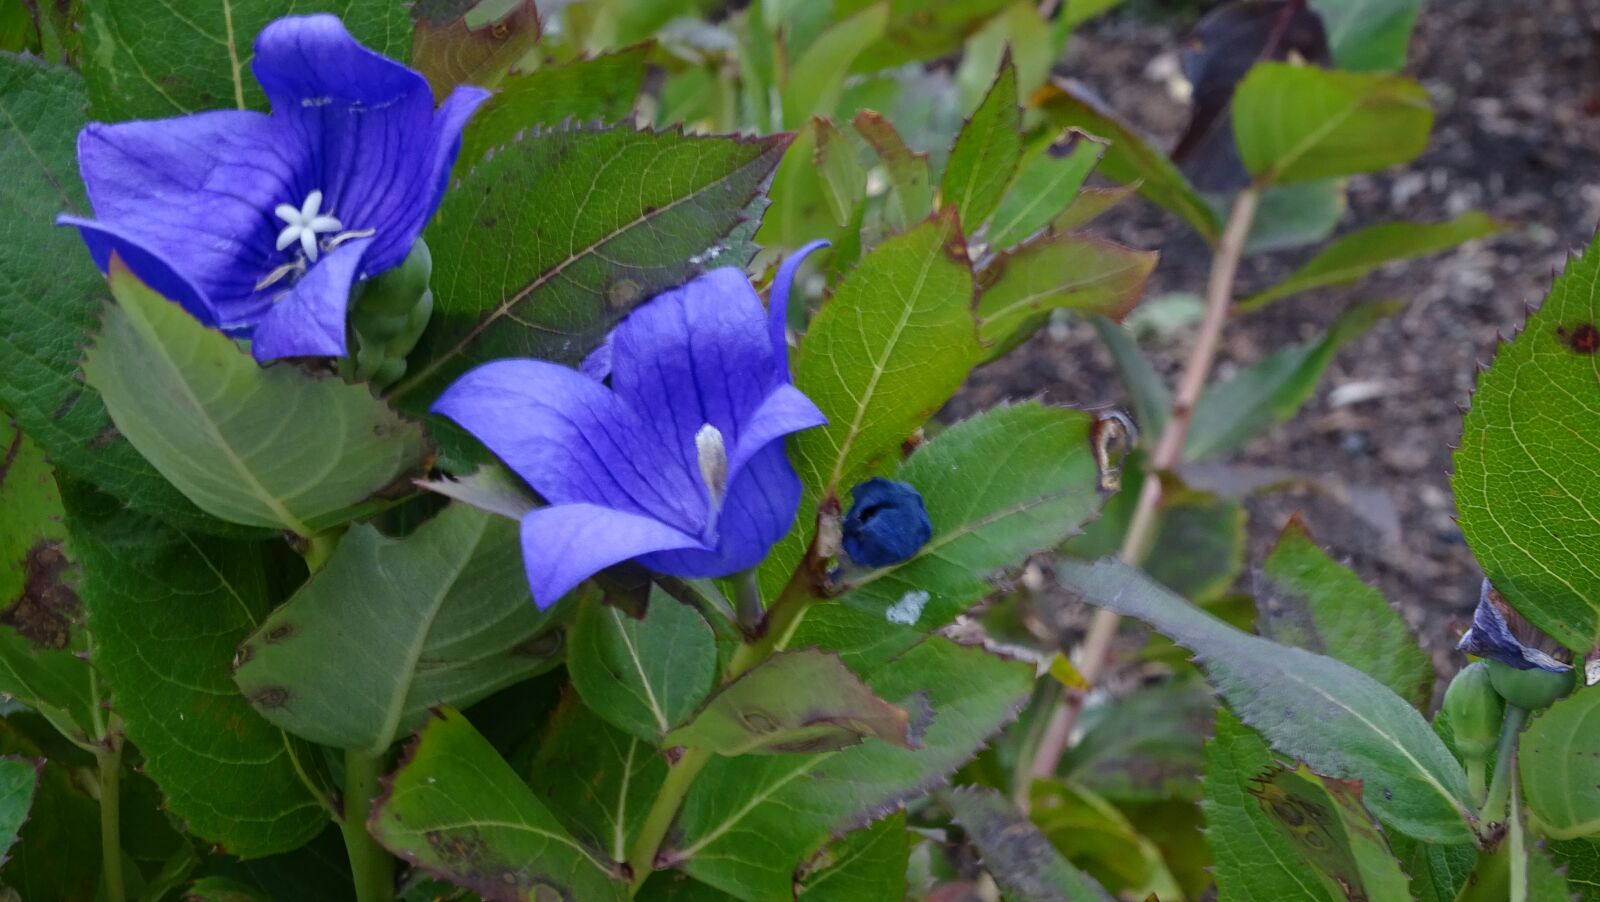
956;0;1600;674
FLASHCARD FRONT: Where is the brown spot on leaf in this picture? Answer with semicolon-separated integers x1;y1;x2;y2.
263;623;295;644
2;543;80;650
250;686;289;709
0;428;20;487
1559;322;1600;354
511;628;562;658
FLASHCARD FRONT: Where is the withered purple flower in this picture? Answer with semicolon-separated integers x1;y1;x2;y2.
59;15;487;361
1457;579;1572;674
434;242;830;608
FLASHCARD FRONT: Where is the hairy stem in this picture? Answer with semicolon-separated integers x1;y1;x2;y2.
627;570;818;893
96;739;125;902
1482;704;1529;827
341;748;395;902
1027;187;1262;784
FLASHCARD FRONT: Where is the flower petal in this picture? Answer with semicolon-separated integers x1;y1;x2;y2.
56;216;221;328
252;15;488;275
249;237;371;360
768;239;830;365
432;359;703;530
642;440;802;579
520;503;702;608
609;269;780;487
1457;580;1573;673
726;383;827;482
71;110;296;330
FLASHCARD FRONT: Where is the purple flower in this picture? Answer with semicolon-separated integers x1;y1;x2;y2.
58;15;488;361
434;243;831;608
1457;579;1572;673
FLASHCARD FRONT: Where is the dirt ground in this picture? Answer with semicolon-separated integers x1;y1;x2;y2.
956;0;1600;674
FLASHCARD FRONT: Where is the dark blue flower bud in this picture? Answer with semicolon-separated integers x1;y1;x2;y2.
1457;579;1576;710
841;478;932;568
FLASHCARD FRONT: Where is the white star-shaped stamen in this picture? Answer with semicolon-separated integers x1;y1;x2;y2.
274;190;343;263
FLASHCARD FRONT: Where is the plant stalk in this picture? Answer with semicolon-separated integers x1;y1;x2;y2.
733;569;765;637
1482;704;1530;826
627;569;820;893
340;748;395;902
1027;187;1262;784
96;739;126;902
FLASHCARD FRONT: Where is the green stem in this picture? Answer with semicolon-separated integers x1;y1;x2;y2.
627;571;819;894
340;749;395;902
96;740;126;902
1482;705;1530;826
303;527;346;573
1467;756;1489;808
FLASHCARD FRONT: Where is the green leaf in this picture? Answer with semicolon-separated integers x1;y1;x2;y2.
956;2;1052;113
396;124;786;403
1058;557;1474;843
1453;230;1600;651
232;504;566;754
796;811;908;899
82;264;428;536
411;0;542;101
568;588;716;742
0;720;99;900
1203;710;1342;902
758;119;851;249
1258;517;1434;708
986;131;1105;250
1060;678;1212;803
781;3;888;128
458;45;650;168
1065;461;1245;603
668;634;1031;898
526;694;668;866
816;118;868;228
65;484;327;858
1029;780;1181;898
1521;687;1600;840
764;210;978;593
666;649;920;755
371;707;629;901
840;0;1012;72
1184;300;1401;460
946;786;1116;901
853;110;934;231
1548;840;1600;901
1240;212;1501;311
0;420;97;746
837;402;1104;631
1390;834;1476;902
0;756;38;866
1034;80;1221;242
1308;0;1420;72
1052;184;1139;234
976;234;1155;355
1251;762;1413;901
1233;62;1432;185
1244;179;1349;255
1090;317;1169;437
941;53;1022;227
0;54;228;534
80;0;408;120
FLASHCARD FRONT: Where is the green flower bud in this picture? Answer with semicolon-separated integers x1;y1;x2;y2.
348;240;434;390
1442;661;1502;760
355;239;432;317
1486;660;1576;711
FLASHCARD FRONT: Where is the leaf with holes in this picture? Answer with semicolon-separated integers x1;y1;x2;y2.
567;588;716;742
1454;229;1600;652
762;210;978;594
666;649;922;755
1059;557;1474;843
1240;212;1500;310
941;52;1021;228
666;633;1031;898
0;54;231;534
946;786;1116;902
1258;517;1434;709
1233;62;1432;185
79;0;408;120
233;504;567;754
66;483;327;858
836;402;1104;631
81;263;428;536
457;45;650;169
395;124;786;406
371;707;630;901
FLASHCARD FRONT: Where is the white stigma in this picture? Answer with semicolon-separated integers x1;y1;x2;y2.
695;423;729;514
274;190;343;263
